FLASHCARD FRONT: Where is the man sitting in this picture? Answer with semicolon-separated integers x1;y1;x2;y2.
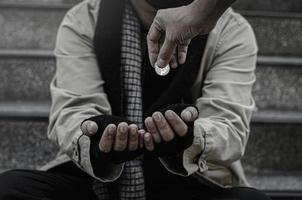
0;0;270;199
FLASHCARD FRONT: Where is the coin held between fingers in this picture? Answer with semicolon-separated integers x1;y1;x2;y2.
154;62;170;76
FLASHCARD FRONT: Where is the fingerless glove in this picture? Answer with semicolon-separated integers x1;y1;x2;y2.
82;115;143;164
150;104;198;157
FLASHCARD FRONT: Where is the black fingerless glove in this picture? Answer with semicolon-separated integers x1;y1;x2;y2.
150;104;199;158
81;115;143;164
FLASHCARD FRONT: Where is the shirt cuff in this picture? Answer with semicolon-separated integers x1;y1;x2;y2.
72;132;124;182
159;121;210;176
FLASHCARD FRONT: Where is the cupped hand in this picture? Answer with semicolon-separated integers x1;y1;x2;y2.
143;106;199;156
81;120;145;163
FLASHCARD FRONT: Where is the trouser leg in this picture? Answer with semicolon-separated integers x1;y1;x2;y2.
0;162;97;200
214;187;271;200
189;186;271;200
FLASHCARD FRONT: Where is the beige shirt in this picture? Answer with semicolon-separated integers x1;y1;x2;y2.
43;0;258;188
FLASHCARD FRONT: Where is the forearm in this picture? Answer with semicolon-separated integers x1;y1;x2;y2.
192;0;236;16
188;0;236;32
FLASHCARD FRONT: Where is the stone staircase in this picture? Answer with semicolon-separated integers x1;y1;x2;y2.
233;0;302;196
0;0;301;199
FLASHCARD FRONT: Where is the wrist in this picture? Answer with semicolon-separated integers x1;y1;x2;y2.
187;0;235;29
186;0;214;33
191;0;235;12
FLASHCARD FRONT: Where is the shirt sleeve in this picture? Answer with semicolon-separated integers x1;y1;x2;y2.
47;6;124;182
160;12;258;176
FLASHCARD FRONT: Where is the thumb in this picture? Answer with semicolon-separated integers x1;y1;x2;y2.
181;107;199;122
81;120;98;136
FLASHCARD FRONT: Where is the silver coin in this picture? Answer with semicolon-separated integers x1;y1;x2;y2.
154;62;170;76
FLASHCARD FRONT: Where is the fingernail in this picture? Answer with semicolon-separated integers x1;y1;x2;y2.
166;110;174;119
146;135;151;142
145;120;151;129
130;128;136;136
108;125;115;133
171;62;178;69
157;59;165;68
184;111;192;120
121;125;127;133
107;129;114;139
88;122;97;134
138;129;146;135
153;113;162;122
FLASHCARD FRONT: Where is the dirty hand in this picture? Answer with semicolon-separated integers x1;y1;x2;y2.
144;105;199;157
81;116;144;163
147;0;235;69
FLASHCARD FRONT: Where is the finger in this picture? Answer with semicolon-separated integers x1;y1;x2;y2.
181;106;199;122
99;124;116;153
157;35;177;68
145;117;162;143
81;120;98;136
144;132;155;151
138;129;145;149
147;21;162;67
114;122;129;151
177;42;189;65
128;124;139;151
165;110;188;137
152;112;174;142
170;54;178;69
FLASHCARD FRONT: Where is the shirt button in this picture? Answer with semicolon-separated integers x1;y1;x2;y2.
73;147;79;160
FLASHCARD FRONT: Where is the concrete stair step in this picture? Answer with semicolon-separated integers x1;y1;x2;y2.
1;53;301;111
244;15;302;56
2;0;302;13
253;64;302;111
246;171;302;191
0;6;66;50
0;56;55;102
0;119;58;172
233;0;302;13
0;0;79;4
242;123;302;172
0;102;51;119
0;3;302;56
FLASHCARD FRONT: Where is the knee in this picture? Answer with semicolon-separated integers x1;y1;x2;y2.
228;187;271;200
0;170;27;197
0;170;17;188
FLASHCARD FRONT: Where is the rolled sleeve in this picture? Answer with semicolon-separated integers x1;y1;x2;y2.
192;13;257;173
160;11;258;176
47;3;124;182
